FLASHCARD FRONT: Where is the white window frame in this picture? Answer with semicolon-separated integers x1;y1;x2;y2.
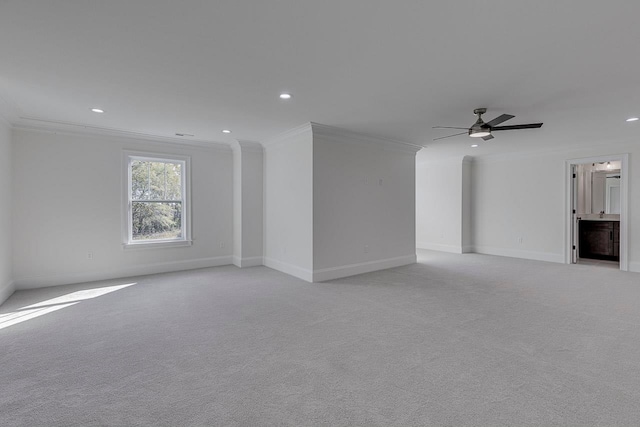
122;150;192;249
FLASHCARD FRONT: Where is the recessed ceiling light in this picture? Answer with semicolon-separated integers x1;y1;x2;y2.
626;117;639;122
222;129;232;134
279;93;292;100
91;108;105;113
471;144;479;148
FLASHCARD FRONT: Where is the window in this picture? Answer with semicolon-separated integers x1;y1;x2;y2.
124;152;191;248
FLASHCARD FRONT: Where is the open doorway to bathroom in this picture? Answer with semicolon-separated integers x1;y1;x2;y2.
566;155;629;271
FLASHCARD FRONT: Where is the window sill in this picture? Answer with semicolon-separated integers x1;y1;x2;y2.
123;239;193;250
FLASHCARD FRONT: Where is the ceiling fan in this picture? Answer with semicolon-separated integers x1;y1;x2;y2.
433;108;543;141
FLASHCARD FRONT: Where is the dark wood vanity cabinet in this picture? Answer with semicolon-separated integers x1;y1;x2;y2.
579;220;619;261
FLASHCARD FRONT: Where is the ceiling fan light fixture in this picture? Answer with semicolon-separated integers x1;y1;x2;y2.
469;128;491;138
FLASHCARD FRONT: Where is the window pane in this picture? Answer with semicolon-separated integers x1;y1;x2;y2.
149;162;169;200
131;160;182;201
131;202;182;240
131;161;150;200
165;163;182;200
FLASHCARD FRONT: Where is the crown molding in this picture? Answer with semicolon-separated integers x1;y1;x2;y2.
416;149;470;164
261;122;313;148
310;122;423;155
416;155;471;167
232;140;264;153
13;116;232;153
472;138;638;164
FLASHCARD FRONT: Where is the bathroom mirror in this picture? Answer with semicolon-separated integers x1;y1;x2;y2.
590;171;621;214
605;173;621;214
575;162;621;215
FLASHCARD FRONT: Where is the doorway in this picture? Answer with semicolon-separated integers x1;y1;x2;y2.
565;154;629;271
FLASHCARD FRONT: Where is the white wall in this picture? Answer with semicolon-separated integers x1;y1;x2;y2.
0;120;13;304
263;124;314;281
416;157;466;253
472;154;565;262
471;143;640;270
233;141;242;263
232;140;263;267
12;128;234;289
461;157;472;252
240;143;264;264
312;124;418;281
576;163;590;214
592;172;606;213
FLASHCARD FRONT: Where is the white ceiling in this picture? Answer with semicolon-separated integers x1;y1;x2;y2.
1;1;640;160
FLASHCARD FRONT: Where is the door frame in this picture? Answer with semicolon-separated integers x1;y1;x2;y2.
564;154;629;271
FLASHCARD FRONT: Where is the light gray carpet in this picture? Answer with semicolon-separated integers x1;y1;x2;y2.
2;250;640;426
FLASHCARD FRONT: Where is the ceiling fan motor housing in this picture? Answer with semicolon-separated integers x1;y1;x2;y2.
469;113;491;137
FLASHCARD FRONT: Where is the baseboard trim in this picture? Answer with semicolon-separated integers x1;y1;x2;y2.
416;242;463;254
313;254;417;282
233;256;263;268
471;246;564;264
0;280;15;307
14;256;233;290
263;257;313;282
628;261;640;273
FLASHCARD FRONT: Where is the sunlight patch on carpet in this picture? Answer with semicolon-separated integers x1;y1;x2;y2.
0;283;136;331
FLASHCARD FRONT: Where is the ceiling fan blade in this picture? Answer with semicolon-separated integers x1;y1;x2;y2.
433;126;469;130
491;123;543;131
482;134;494;141
484;114;515;128
433;132;467;141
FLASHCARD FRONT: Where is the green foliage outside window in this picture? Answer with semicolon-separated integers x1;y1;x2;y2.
131;160;183;240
